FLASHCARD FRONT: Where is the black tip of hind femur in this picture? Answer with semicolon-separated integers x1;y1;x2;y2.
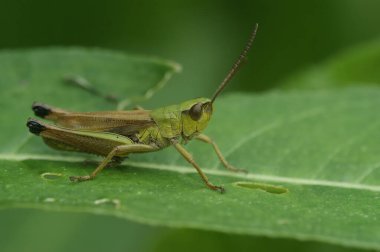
26;119;46;135
32;102;51;118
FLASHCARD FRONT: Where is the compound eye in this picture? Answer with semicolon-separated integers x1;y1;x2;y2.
189;103;202;121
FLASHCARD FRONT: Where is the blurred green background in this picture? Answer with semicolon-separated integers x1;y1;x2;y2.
1;0;379;251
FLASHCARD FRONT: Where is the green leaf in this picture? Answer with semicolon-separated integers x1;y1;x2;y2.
281;40;380;89
1;49;379;250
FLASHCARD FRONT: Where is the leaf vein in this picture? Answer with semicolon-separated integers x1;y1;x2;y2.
1;153;379;192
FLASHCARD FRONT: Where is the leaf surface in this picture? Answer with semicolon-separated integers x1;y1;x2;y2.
0;49;379;250
281;40;380;89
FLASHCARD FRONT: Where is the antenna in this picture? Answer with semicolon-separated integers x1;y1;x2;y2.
211;23;259;103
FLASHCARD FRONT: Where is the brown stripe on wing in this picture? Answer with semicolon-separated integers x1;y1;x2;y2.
32;103;155;136
55;110;155;135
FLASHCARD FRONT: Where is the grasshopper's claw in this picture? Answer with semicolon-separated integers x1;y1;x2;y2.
208;184;225;194
215;186;226;194
217;186;226;194
70;175;92;182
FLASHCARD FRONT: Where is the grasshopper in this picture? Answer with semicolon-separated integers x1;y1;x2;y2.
26;24;258;193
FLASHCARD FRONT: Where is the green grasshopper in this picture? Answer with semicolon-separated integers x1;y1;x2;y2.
26;24;258;193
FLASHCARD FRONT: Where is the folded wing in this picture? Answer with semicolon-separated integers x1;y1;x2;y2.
32;102;155;136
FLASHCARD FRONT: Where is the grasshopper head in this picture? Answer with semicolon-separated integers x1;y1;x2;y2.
180;98;213;138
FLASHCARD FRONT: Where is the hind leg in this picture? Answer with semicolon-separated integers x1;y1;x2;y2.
70;144;157;182
26;118;157;181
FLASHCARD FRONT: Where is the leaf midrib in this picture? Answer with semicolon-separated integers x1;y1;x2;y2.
1;153;379;192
